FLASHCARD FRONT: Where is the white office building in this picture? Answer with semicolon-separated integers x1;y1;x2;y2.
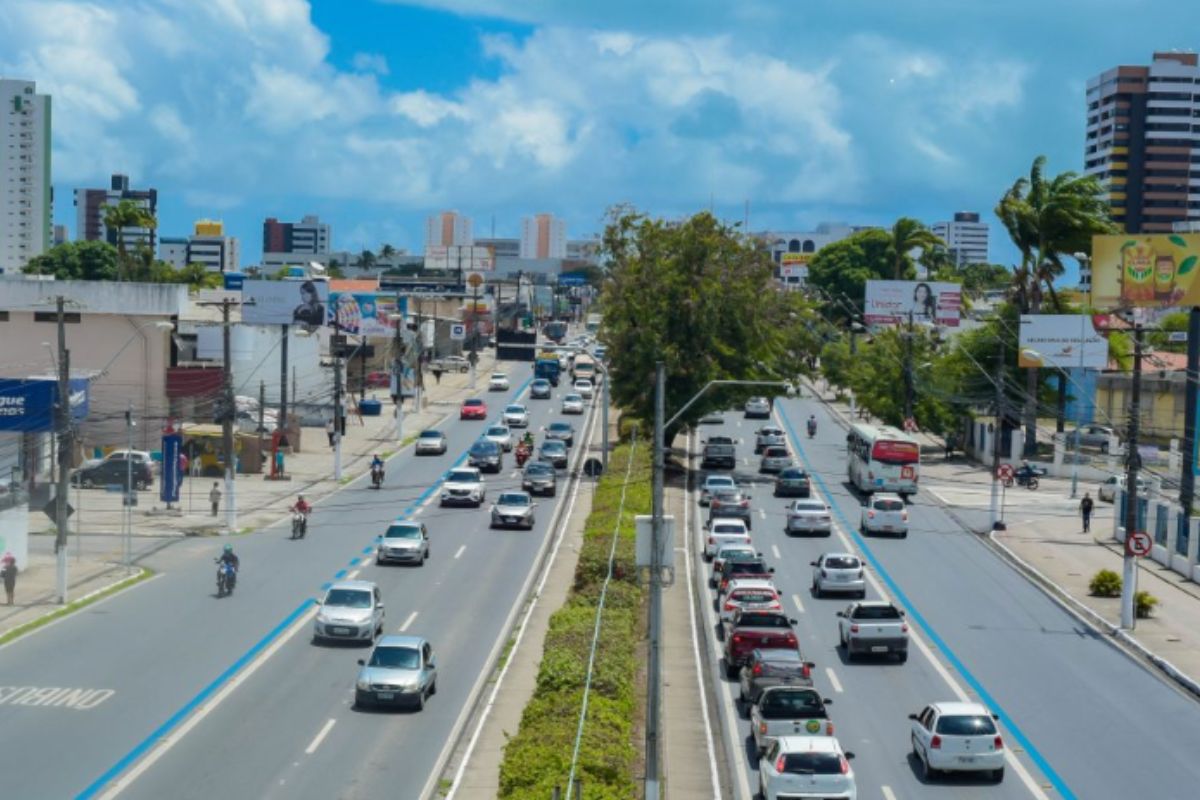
425;210;473;251
931;211;989;266
0;78;51;274
520;213;567;259
160;220;240;273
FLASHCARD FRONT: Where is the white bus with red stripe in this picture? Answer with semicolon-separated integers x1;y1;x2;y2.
846;423;920;497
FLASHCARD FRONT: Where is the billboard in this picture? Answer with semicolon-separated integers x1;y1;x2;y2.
1090;233;1200;309
241;279;329;326
1017;315;1108;369
328;293;406;337
864;280;962;328
160;431;182;505
424;245;495;273
0;378;89;433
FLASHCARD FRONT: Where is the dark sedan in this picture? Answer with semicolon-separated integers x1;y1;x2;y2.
71;459;153;490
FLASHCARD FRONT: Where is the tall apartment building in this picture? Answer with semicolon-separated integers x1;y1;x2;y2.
0;78;51;274
74;173;158;252
263;214;331;255
160;220;240;273
520;213;567;259
425;210;473;251
931;211;989;265
1085;51;1200;234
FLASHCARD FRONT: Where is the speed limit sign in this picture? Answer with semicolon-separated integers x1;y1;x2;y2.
996;464;1014;481
1127;531;1152;557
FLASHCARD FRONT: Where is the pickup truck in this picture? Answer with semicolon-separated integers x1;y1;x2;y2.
723;610;799;678
701;441;737;470
749;686;834;757
836;601;908;662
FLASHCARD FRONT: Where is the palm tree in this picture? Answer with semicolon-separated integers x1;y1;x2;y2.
378;244;396;262
356;250;377;269
178;262;223;292
102;199;157;281
888;217;944;279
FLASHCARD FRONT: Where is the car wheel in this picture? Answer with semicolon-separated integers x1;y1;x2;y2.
375;557;384;566
354;691;370;710
897;650;908;664
1100;442;1108;454
429;678;437;696
415;689;425;711
917;745;935;781
724;659;740;680
812;582;822;598
900;530;908;539
992;767;1005;783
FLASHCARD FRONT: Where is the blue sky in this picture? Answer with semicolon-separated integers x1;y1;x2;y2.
3;0;1197;277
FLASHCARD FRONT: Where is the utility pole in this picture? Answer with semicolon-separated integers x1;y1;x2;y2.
903;309;915;423
54;296;71;603
1070;313;1088;499
124;401;134;568
333;329;344;482
1180;307;1200;520
646;362;665;799
392;296;406;441
220;298;237;532
414;297;425;410
989;335;1005;531
1121;325;1145;629
279;323;289;435
468;278;480;390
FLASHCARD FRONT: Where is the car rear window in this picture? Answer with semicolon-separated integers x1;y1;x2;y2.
874;499;904;511
853;604;901;620
792;501;826;512
464;399;483;407
737;613;790;628
760;690;823;719
824;557;860;570
419;431;442;439
782;752;842;775
368;646;419;669
712;524;747;535
764;448;789;457
936;715;997;735
732;590;776;604
728;562;769;575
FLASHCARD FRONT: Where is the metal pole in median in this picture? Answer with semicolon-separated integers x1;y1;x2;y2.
125;401;133;569
334;343;344;482
220;299;237;533
1070;313;1086;499
1121;325;1145;630
55;295;72;603
1179;306;1200;521
279;323;289;435
989;335;1005;530
645;361;665;799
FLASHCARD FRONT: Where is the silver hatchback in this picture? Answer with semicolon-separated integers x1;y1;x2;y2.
314;581;385;644
355;635;438;710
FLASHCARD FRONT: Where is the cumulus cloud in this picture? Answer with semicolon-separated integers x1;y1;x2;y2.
351;52;390;75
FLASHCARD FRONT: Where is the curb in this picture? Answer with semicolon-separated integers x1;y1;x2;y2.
0;567;153;647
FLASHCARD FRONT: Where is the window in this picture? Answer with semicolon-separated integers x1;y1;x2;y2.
34;311;80;323
823;556;860;570
936;715;997;736
854;605;902;620
781;753;842;775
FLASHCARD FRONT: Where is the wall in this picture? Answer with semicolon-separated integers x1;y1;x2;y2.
1097;371;1185;442
193;324;330;407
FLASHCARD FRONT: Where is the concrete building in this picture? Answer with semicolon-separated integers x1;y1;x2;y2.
477;236;601;265
52;225;68;245
1085;51;1200;234
931;211;989;265
263;214;332;256
0;78;52;275
425;210;473;251
520;213;567;259
73;174;158;252
762;223;869;288
160;220;240;273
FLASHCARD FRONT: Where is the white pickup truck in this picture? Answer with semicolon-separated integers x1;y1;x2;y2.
749;685;835;757
836;601;908;662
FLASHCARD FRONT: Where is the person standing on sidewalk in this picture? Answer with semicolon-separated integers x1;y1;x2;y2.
1080;492;1094;533
209;482;222;517
1;551;17;605
325;418;335;448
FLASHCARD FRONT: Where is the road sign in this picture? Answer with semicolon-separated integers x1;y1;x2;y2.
40;499;74;521
1127;530;1152;557
996;464;1014;481
1169;331;1188;343
449;323;466;341
466;272;486;289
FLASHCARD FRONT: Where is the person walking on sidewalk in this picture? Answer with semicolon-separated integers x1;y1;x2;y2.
1080;492;1094;533
325;418;335;448
1;551;17;605
209;482;222;517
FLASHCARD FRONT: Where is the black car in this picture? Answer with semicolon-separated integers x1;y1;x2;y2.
545;421;575;447
468;439;503;473
71;459;153;490
774;468;811;498
539;440;569;468
522;461;558;496
701;442;737;470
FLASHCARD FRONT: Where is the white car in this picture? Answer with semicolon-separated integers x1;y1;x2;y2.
704;517;752;561
744;396;772;419
440;467;485;507
860;493;908;537
811;553;866;599
909;701;1005;783
561;393;585;414
484;424;514;452
490;491;537;530
700;474;737;506
785;499;832;536
1098;474;1147;503
573;379;594;399
759;736;857;800
414;429;448;455
502;404;529;428
718;578;782;623
488;372;510;391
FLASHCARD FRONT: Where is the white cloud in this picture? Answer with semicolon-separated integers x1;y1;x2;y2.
351;52;390;75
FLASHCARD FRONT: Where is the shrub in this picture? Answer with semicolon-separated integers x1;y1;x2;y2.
1135;590;1159;619
1089;569;1122;597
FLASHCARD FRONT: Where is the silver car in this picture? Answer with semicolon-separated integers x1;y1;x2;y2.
440;467;485;507
786;499;832;536
522;461;558;496
754;425;787;454
562;393;585;414
811;553;866;599
376;521;430;566
415;429;448;456
759;446;793;474
485;424;514;452
490;491;537;530
700;475;737;506
314;581;385;644
355;635;437;710
744;396;771;419
503;404;530;428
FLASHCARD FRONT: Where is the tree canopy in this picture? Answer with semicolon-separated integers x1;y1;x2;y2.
23;241;121;280
805;228;896;315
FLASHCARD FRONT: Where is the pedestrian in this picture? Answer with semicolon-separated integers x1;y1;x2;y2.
209;482;222;517
432;366;443;385
1;551;16;606
1080;492;1094;533
325;418;335;448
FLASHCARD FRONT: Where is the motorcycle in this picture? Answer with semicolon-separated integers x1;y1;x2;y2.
291;511;309;539
806;421;817;439
371;465;384;490
515;442;531;468
215;560;237;597
1004;465;1045;491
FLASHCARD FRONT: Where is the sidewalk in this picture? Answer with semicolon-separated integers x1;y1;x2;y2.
0;353;498;639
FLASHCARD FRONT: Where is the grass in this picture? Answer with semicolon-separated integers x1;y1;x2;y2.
0;567;154;646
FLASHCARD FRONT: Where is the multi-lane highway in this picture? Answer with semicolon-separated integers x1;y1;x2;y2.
0;361;596;799
687;393;1200;800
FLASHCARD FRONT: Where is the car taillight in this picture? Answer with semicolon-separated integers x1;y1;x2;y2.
994;735;1004;750
901;623;909;633
867;510;875;518
759;722;769;734
707;537;714;546
724;601;737;611
930;735;942;749
839;756;850;774
753;663;763;676
740;500;749;507
732;634;743;644
901;511;908;521
801;663;811;679
775;755;787;773
849;624;859;634
786;633;797;646
826;720;834;735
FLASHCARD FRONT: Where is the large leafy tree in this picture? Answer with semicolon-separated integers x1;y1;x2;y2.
806;228;894;316
600;210;790;436
102;199;157;281
888;217;944;279
23;241;120;280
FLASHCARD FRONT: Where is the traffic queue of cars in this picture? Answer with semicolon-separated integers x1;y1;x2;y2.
699;410;1006;798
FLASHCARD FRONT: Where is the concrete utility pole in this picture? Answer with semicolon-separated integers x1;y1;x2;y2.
1070;313;1088;499
54;296;72;603
646;362;666;800
392;298;406;441
903;309;915;423
279;323;289;434
1122;325;1145;629
220;298;237;532
989;334;1005;531
333;333;344;482
1180;307;1200;520
124;401;134;568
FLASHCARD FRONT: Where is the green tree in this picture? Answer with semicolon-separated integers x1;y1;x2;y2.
356;250;377;269
1147;311;1189;353
378;244;396;261
102;199;157;281
23;241;120;280
806;228;894;315
888;217;944;279
177;262;224;292
959;262;1013;294
600;209;790;435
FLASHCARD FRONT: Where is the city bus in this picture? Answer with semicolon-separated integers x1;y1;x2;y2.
846;423;920;497
585;312;602;336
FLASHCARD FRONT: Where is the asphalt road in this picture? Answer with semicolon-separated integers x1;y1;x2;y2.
0;362;596;800
689;394;1200;800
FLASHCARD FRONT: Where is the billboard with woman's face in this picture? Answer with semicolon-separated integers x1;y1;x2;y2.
864;280;962;328
241;279;329;326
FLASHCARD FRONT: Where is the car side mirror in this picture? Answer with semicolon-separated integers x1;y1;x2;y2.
823;697;833;704
845;752;856;760
899;610;906;616
357;659;365;666
745;494;752;499
835;611;844;618
768;567;775;573
907;713;919;721
809;561;817;567
789;618;798;625
991;713;999;721
427;658;436;668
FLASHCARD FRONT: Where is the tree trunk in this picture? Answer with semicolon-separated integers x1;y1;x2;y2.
1056;372;1067;434
1022;289;1040;458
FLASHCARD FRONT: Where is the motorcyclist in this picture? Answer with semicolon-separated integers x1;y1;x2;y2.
218;543;239;571
807;415;818;436
522;431;535;448
292;494;312;533
371;454;385;483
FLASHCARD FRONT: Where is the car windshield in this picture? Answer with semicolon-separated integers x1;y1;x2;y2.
491;373;506;380
936;715;997;735
325;589;372;608
737;613;790;628
368;646;420;669
708;436;734;446
549;423;571;432
419;431;442;439
824;557;860;570
487;426;508;436
464;399;483;407
732;590;775;603
874;499;904;511
718;547;755;560
447;470;479;483
854;605;902;620
792;501;826;513
713;490;742;501
498;493;530;506
760;690;824;719
781;752;842;775
385;525;422;540
526;462;554;475
505;405;524;414
565;394;582;402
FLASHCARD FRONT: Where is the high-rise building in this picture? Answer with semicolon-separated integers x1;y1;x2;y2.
931;212;989;265
74;173;158;252
425;210;473;251
263;214;331;255
520;213;567;259
0;78;51;274
1085;51;1200;234
52;225;68;245
160;220;239;273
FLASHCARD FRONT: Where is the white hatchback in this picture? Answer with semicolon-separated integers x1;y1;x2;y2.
860;493;908;537
718;578;782;623
811;553;866;599
488;372;509;391
759;735;857;800
704;518;752;560
909;701;1005;783
574;379;594;399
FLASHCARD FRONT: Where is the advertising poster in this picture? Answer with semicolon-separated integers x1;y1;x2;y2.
864;280;962;328
1017;315;1109;369
1090;234;1200;310
0;378;89;433
242;279;329;326
160;432;182;504
328;293;406;337
424;245;495;272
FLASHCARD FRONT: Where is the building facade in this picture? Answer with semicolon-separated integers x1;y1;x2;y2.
160;220;240;273
73;174;158;252
0;79;51;275
931;211;989;265
425;210;473;251
1085;51;1200;234
520;213;567;259
263;214;331;256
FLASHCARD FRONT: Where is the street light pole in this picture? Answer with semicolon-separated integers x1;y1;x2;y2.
646;362;665;799
124;401;133;569
1121;325;1145;629
990;334;1005;531
1070;313;1086;499
54;296;72;603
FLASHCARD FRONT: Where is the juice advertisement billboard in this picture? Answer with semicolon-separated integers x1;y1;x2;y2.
1090;234;1200;309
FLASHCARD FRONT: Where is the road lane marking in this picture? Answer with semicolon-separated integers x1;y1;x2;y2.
453;545;466;560
759;508;766;520
771;544;781;559
825;667;843;694
304;719;336;755
346;569;361;579
414;506;425;516
882;786;897;800
399;611;418;632
791;593;805;614
0;686;114;709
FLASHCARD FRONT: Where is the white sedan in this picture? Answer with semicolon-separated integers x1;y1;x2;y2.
561;393;585;414
502;404;530;428
484;424;514;452
759;736;857;800
860;493;908;537
785;499;832;536
810;553;866;599
488;372;510;391
573;379;594;399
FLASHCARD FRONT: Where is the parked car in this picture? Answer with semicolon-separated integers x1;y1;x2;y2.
740;651;816;708
774;468;811;498
758;736;856;800
785;499;832;536
811;553;866;599
708;488;753;528
71;459;153;491
490;491;537;530
539;439;569;469
365;371;391;389
488;372;510;392
860;493;908;537
313;581;384;644
415;429;448;456
723;609;799;678
436;356;470;373
561;393;585;414
459;398;488;420
719;579;782;623
1098;474;1148;503
700;474;738;506
755;425;787;454
704;517;752;560
1069;423;1119;453
376;520;430;566
502;404;530;428
468;439;503;473
759;446;793;474
744;396;772;419
749;686;832;758
530;378;553;399
82;449;156;474
354;635;437;710
909;702;1005;783
484;424;514;452
544;421;575;447
837;601;908;662
522;460;558;496
439;467;485;507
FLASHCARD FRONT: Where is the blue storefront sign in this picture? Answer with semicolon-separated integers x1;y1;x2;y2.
557;272;587;286
223;272;246;291
0;378;89;432
160;432;182;504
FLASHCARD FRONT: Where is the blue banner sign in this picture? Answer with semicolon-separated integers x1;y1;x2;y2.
0;378;89;432
160;432;182;504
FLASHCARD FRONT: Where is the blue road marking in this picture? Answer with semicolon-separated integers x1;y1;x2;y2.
363;546;374;554
778;405;1076;800
333;569;347;580
349;557;360;567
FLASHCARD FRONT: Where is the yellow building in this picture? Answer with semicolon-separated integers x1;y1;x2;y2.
194;219;224;236
1095;353;1187;443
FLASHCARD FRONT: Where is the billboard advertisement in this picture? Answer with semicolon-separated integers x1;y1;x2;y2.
0;378;89;433
864;280;962;328
1017;315;1108;369
424;245;495;273
328;293;407;337
241;279;329;326
1090;233;1200;309
160;431;182;505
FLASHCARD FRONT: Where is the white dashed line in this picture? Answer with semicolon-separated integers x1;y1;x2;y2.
346;569;360;580
771;544;781;559
453;544;466;560
399;611;418;632
759;508;767;520
825;667;844;694
791;593;805;614
304;718;336;755
882;786;897;800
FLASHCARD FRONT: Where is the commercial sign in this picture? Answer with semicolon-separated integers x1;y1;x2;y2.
241;279;329;326
557;272;588;286
864;280;962;328
1017;315;1108;370
160;431;182;505
1090;233;1200;309
377;277;469;296
328;293;406;337
424;245;495;273
0;378;89;433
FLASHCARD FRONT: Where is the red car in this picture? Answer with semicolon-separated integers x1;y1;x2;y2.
460;398;488;420
365;371;391;389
